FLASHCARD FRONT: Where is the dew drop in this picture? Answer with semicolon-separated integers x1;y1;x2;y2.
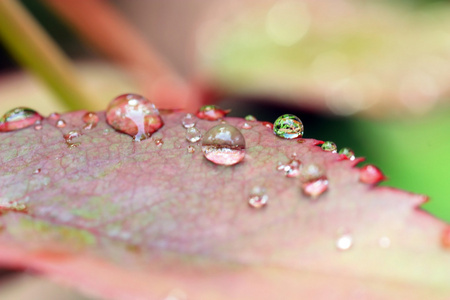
245;115;257;121
33;168;41;174
360;164;385;184
321;141;337;153
56;119;66;128
0;107;43;132
34;121;42;131
67;142;81;149
273;114;304;139
241;122;252;129
278;159;302;177
302;178;329;198
0;198;27;212
441;226;450;249
339;147;355;160
181;113;197;128
248;186;268;208
301;163;324;181
155;139;164;146
186;127;202;143
201;123;245;166
196;105;230;121
336;234;353;251
47;112;61;120
82;112;99;130
262;121;273;129
187;145;195;153
106;93;163;141
64;130;81;142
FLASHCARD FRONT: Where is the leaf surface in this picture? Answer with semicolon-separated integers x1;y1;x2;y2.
0;111;448;300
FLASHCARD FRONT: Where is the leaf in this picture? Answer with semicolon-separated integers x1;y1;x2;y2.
0;111;448;300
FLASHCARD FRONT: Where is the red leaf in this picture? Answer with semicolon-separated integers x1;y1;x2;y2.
0;111;448;299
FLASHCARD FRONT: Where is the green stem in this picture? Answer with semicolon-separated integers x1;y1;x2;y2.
0;0;98;111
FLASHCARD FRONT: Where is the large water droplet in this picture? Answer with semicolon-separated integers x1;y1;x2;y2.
245;115;257;121
248;186;268;208
321;141;337;153
181;113;197;128
196;105;230;121
339;147;355;160
302;178;329;198
82;112;99;130
273;114;304;139
106;93;163;141
201;123;245;166
360;164;385;184
56;119;66;128
186;127;202;143
0;107;43;132
336;234;353;251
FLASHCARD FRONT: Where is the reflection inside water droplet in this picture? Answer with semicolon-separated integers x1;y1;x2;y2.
201;123;245;166
106;93;163;141
273;114;304;139
181;113;197;128
0;107;43;132
186;127;202;143
248;186;268;208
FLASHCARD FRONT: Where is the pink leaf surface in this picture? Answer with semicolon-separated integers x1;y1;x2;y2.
0;111;448;300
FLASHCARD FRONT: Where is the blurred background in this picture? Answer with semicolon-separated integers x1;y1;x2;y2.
0;0;449;298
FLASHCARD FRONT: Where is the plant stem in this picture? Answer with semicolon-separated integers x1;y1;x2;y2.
0;0;98;111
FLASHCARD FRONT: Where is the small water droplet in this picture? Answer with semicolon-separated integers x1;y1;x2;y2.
378;236;391;248
48;112;61;120
262;121;273;129
0;107;43;132
103;129;110;135
155;139;164;146
196;105;230;121
321;141;337;153
339;147;355;160
181;113;197;128
67;142;81;149
248;186;268;208
360;164;385;184
186;127;202;143
336;234;353;251
245;115;257;121
441;226;450;249
82;112;99;130
273;114;304;139
302;178;329;198
278;159;302;177
33;168;41;174
56;119;66;128
64;130;81;141
34;121;42;131
0;198;27;212
106;93;163;141
201;123;245;166
187;145;195;153
301;163;324;181
241;122;252;129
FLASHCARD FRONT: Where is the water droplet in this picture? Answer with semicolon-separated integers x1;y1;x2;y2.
378;236;391;248
302;178;329;198
241;122;252;129
103;129;110;135
360;164;385;184
187;145;195;153
64;130;81;141
339;147;355;160
248;186;268;208
0;198;27;212
56;119;66;128
301;163;324;181
67;142;81;149
82;112;99;130
155;139;164;146
278;159;302;177
186;127;202;143
441;226;450;249
34;121;42;131
273;114;304;139
181;113;197;128
0;107;43;132
33;168;41;174
106;93;163;141
262;121;273;129
196;105;230;121
47;112;61;120
336;234;353;251
321;141;337;153
245;115;257;121
201;123;246;166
